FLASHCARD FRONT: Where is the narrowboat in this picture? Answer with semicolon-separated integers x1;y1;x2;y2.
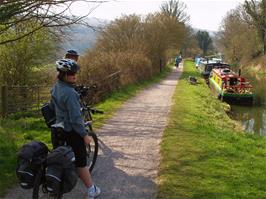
198;60;230;81
209;68;254;105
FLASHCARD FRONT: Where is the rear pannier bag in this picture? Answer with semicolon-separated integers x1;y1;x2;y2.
45;146;78;195
16;141;49;189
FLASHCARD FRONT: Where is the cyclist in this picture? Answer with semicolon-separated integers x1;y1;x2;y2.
50;59;100;199
65;49;79;61
175;54;182;68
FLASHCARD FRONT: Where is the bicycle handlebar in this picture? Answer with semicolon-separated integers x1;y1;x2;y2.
75;84;97;99
90;108;104;114
84;106;104;114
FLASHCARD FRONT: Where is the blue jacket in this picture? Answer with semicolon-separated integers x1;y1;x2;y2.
50;80;87;137
175;56;182;63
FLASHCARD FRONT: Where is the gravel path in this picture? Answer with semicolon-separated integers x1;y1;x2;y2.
2;64;182;199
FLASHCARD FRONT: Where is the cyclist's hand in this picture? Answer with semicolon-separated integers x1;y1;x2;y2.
83;135;92;145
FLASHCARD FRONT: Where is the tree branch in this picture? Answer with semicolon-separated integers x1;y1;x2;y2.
0;0;111;44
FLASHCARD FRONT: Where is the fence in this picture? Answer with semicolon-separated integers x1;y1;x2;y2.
0;71;121;117
0;85;51;116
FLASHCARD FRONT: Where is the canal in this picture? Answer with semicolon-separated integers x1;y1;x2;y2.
229;70;266;136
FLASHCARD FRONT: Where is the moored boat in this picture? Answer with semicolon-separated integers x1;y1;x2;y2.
209;68;254;105
198;60;230;82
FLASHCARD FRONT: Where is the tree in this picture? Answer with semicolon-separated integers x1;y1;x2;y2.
218;6;261;64
96;15;146;53
79;13;187;89
160;0;190;23
0;0;108;45
244;0;266;54
181;26;200;57
0;21;58;85
196;30;212;56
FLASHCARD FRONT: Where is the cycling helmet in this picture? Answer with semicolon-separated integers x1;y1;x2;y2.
56;59;80;73
66;49;79;56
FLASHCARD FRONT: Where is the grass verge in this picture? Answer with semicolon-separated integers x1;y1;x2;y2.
158;60;266;199
0;65;172;196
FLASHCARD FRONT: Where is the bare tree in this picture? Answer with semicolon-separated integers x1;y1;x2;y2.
218;6;261;64
0;0;109;45
160;0;190;23
244;0;266;54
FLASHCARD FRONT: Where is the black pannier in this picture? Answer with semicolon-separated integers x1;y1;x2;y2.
16;141;49;189
45;146;78;195
41;103;56;128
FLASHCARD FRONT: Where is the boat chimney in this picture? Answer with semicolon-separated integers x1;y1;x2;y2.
238;69;241;76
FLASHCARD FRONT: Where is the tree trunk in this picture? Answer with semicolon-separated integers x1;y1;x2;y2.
264;32;266;55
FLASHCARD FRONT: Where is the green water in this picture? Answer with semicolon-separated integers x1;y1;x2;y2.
230;71;266;135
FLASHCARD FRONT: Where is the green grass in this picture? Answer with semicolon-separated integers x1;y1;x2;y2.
0;65;172;196
158;60;266;199
0;117;51;196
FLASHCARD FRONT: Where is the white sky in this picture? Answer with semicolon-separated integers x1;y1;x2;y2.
70;0;245;31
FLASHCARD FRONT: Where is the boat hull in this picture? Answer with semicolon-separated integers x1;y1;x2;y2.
219;94;254;105
209;78;254;105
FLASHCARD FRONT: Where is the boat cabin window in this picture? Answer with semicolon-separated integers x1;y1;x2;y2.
222;69;230;74
229;78;238;86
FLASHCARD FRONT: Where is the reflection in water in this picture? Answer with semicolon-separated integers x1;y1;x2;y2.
260;112;266;136
243;118;254;134
230;105;266;136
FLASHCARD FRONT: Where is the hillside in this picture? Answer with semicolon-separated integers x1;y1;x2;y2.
61;17;108;55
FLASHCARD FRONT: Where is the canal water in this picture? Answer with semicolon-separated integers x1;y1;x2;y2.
229;71;266;136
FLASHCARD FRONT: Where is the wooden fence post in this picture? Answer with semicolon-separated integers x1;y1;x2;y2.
1;85;8;116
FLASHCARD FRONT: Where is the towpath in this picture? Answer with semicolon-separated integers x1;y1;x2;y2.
2;64;183;199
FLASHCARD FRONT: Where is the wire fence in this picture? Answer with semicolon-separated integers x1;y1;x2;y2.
0;71;121;117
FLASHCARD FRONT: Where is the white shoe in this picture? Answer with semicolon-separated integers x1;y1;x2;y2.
88;185;101;199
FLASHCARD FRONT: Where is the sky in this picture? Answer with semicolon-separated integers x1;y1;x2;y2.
69;0;245;31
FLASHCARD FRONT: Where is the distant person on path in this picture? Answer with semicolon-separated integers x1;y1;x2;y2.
65;49;79;62
175;54;182;67
194;55;198;65
195;55;201;68
50;59;101;199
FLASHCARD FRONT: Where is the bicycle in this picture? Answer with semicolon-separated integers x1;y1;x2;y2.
75;85;104;172
33;85;103;199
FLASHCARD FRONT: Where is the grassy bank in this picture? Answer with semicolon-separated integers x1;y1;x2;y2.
158;60;266;199
0;66;172;196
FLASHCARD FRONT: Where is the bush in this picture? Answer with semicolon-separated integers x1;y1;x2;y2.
78;13;186;101
79;50;152;103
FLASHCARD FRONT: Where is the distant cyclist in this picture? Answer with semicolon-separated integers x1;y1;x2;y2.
65;49;79;61
50;59;101;199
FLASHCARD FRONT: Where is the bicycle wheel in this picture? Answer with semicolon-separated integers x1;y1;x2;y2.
86;131;98;172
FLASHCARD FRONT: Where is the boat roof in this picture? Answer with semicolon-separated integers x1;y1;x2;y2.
212;68;239;78
200;60;229;66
